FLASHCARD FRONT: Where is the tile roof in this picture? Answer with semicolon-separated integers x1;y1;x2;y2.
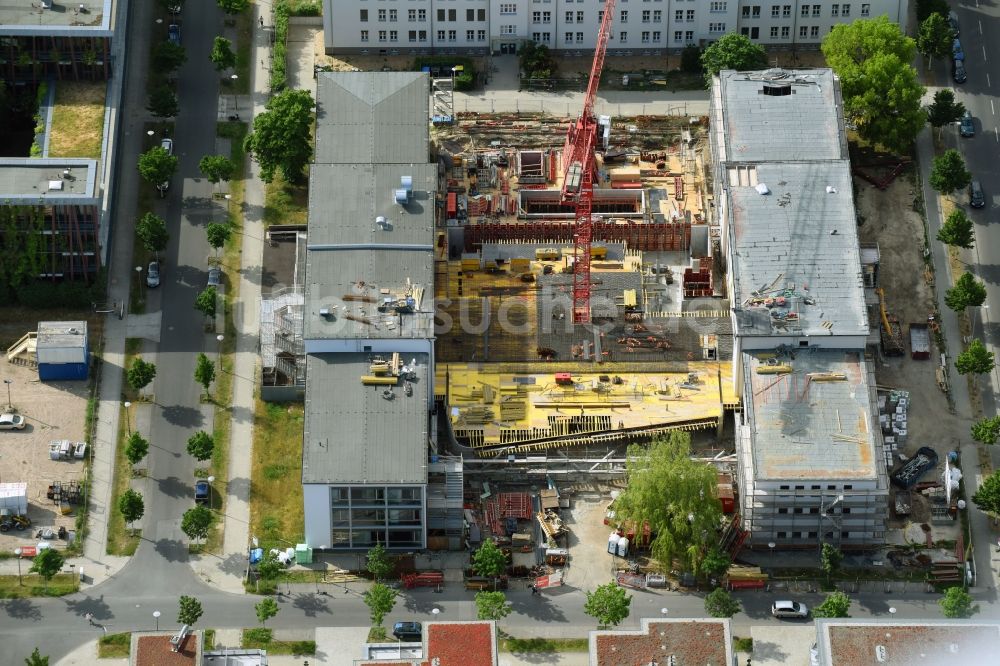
357;621;497;666
817;620;1000;665
590;619;732;666
133;634;198;666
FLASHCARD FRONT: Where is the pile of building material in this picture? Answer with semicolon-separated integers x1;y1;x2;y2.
878;390;909;466
723;565;768;590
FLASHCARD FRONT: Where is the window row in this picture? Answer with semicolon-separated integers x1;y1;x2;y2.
330;486;422;505
360;8;490;23
329;528;422;549
331;508;422;526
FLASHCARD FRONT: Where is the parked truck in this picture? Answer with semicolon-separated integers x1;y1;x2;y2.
909;323;930;360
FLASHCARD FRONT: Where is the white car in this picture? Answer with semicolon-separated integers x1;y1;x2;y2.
771;600;809;619
0;413;26;430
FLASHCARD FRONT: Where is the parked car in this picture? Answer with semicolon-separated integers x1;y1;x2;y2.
392;621;422;642
194;480;210;505
146;261;160;288
168;24;181;46
0;413;25;430
953;38;965;61
970;180;985;209
960;111;975;137
771;600;809;619
160;137;173;155
207;266;222;287
953;59;967;84
948;10;960;36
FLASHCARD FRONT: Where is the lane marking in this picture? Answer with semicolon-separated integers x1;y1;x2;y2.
995;127;999;142
992;99;996;115
981;20;984;35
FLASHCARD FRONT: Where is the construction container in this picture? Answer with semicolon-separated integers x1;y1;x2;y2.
909;323;930;360
460;254;481;272
535;248;561;261
0;483;28;514
510;257;531;273
295;543;313;565
37;321;89;381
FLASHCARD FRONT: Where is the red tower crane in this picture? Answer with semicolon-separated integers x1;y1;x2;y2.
561;0;616;324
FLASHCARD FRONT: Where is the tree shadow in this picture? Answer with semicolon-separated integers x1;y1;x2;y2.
161;404;205;427
292;593;332;618
63;593;113;621
753;640;788;662
2;598;41;621
153;475;190;499
152;537;189;562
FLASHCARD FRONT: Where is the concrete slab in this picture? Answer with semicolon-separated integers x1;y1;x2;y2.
286;24;319;97
125;312;162;342
751;624;815;666
318;626;370;666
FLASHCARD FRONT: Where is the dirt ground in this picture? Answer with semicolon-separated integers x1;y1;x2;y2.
854;167;964;542
561;496;615;592
0;360;88;552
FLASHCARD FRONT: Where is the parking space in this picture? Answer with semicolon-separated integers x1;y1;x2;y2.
0;360;89;552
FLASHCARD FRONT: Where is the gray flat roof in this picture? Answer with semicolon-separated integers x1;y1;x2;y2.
302;352;429;484
717;68;846;163
743;349;879;481
37;320;87;348
315;71;429;165
0;0;111;34
730;161;868;337
816;620;1000;666
0;160;98;203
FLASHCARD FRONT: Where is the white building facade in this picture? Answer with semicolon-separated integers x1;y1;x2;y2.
323;0;904;55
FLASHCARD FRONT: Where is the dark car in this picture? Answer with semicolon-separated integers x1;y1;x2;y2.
168;23;181;46
960;111;975;137
147;261;161;288
953;38;965;61
948;10;959;36
392;621;422;642
970;180;985;208
953;59;967;84
890;446;940;488
194;480;210;505
207;266;222;287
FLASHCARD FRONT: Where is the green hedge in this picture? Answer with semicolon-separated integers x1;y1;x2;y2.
287;0;322;15
271;0;290;92
413;56;475;91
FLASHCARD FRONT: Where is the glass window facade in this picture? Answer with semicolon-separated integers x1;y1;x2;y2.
327;485;425;549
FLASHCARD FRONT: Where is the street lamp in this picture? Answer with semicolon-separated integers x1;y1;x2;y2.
217;334;225;370
135;265;144;303
768;541;776;557
888;607;897;616
3;378;12;410
207;475;215;510
660;607;668;617
230;74;239;115
146;129;154;138
224;193;232;215
13;547;22;585
153;610;161;631
123;401;132;435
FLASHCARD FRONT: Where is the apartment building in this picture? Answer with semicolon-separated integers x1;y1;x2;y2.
323;0;903;55
711;68;888;550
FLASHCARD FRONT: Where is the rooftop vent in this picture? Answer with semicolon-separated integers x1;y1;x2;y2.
762;84;792;96
875;645;887;662
394;175;414;204
761;68;789;80
48;180;64;191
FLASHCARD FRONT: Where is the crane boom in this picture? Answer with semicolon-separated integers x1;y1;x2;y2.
561;0;616;324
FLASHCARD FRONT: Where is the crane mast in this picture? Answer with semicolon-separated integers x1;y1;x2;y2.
561;0;616;324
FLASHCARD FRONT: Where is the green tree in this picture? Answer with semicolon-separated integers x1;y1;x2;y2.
472;539;508;588
29;548;64;591
255;596;279;626
519;41;557;78
136;212;169;255
218;0;250;14
583;582;631;628
187;431;215;461
813;591;852;618
152;41;187;74
475;590;512;621
930;149;972;195
194;353;216;398
137;146;178;188
181;505;214;543
24;648;49;666
680;45;703;74
972;470;1000;515
195;286;218;318
198;155;236;185
916;0;950;23
127;358;157;393
704;588;741;618
612;432;721;571
124;432;149;467
926;89;966;128
147;85;179;118
939;586;979;618
945;272;987;312
243;89;314;183
177;595;204;625
917;12;954;67
364;582;398;628
117;489;144;534
956;339;995;376
822;18;924;153
971;416;1000;446
210;36;237;71
820;543;844;582
698;545;731;580
206;222;232;255
700;33;767;85
937;209;975;249
366;543;393;582
257;550;283;580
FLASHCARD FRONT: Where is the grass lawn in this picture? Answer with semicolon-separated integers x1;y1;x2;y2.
203;628;217;650
241;628;316;655
106;338;143;556
0;573;79;599
233;10;253;95
98;632;131;658
48;82;106;158
249;400;305;550
499;637;589;653
263;174;309;227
